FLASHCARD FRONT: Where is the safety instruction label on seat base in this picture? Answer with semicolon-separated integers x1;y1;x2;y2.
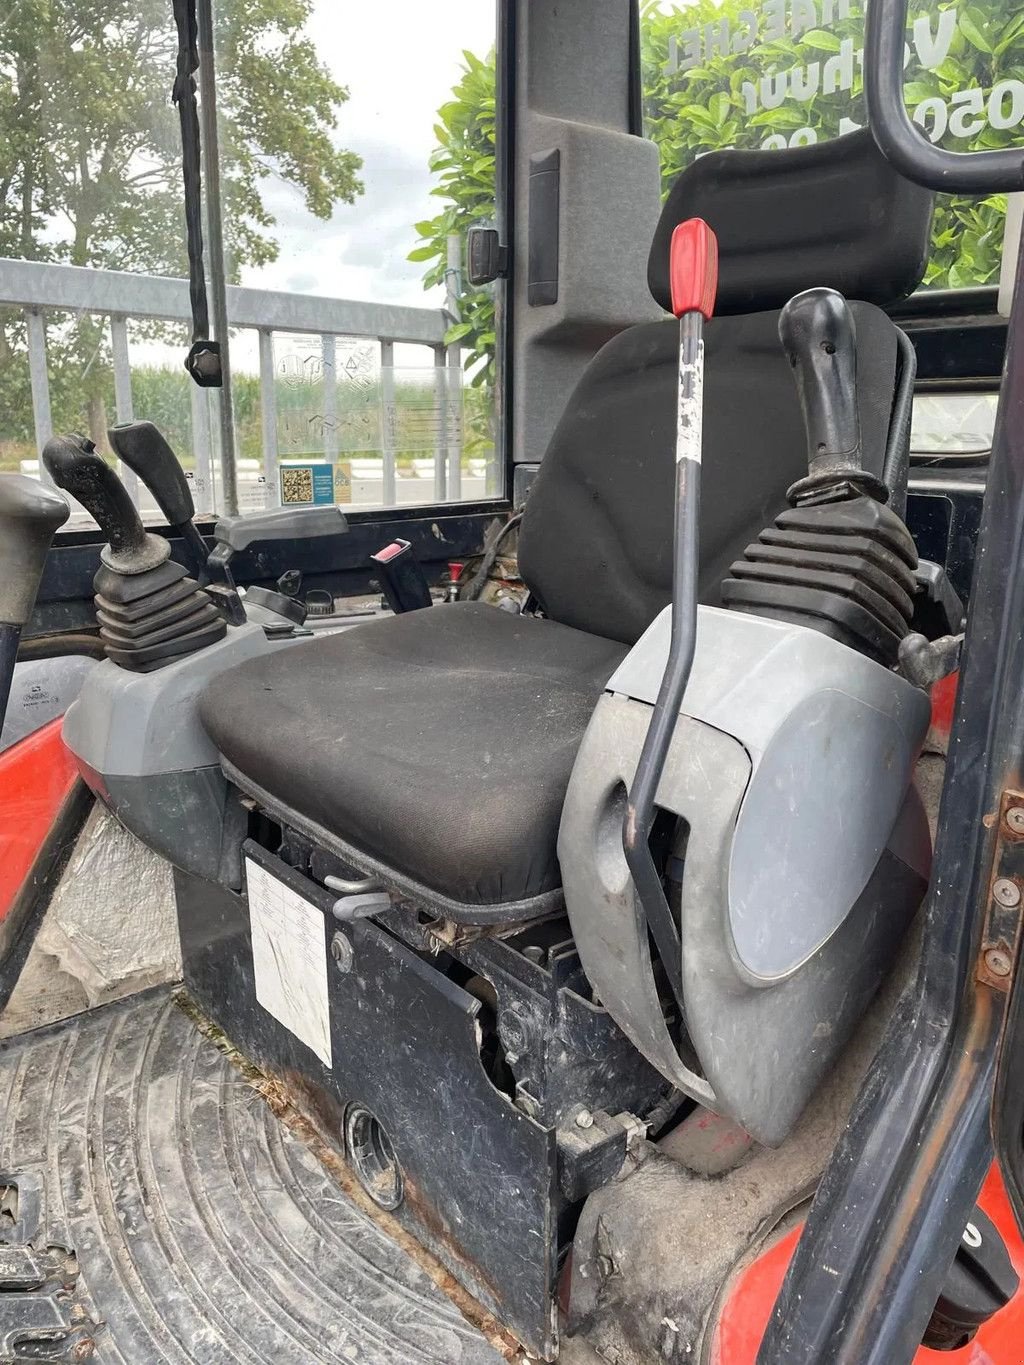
246;858;332;1068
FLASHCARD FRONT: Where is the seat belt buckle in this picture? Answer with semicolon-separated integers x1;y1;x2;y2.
370;539;434;614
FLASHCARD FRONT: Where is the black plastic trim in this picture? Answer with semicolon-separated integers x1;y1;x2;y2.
496;0;516;502
627;0;643;136
34;506;505;638
888;288;1001;323
995;934;1024;1237
527;149;560;306
905;321;1007;385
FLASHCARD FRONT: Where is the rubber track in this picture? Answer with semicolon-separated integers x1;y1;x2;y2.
0;990;504;1364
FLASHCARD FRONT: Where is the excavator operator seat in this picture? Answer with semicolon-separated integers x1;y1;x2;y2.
199;129;934;927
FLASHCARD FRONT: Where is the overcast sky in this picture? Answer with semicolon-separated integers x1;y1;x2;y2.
246;0;496;308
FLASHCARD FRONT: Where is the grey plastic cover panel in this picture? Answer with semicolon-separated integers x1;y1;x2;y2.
512;0;663;468
561;606;932;1143
0;654;95;754
558;693;745;1107
729;687;919;980
609;605;931;980
62;622;291;778
609;604;930;759
0;473;69;625
214;503;349;553
560;690;931;1145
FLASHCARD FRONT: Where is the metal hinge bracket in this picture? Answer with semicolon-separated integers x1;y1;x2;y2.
977;789;1024;992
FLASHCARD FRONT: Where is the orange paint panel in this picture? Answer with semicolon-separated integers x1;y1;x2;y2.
0;718;80;923
711;1165;1024;1364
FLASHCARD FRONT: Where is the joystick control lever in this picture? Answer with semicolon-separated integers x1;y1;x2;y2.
0;473;70;723
721;287;917;665
108;421;213;581
42;435;169;576
779;287;887;505
44;434;228;670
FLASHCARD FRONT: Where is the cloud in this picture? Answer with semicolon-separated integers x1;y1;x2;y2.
237;0;495;313
284;271;319;292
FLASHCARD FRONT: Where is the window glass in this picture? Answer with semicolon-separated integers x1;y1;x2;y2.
910;392;998;455
641;0;1024;290
0;1;498;522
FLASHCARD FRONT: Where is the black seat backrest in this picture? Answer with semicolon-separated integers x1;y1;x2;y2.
518;130;935;647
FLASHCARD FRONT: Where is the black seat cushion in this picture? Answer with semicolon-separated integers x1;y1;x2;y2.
200;602;626;913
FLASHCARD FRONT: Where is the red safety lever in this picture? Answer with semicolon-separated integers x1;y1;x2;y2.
621;214;719;1012
669;218;719;321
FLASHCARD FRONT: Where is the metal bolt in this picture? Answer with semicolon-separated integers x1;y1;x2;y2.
515;1090;540;1119
575;1108;594;1130
1007;808;1024;835
985;947;1013;978
498;1009;529;1059
330;931;353;974
993;878;1021;908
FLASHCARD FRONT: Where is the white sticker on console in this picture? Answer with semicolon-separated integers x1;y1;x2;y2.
246;857;332;1067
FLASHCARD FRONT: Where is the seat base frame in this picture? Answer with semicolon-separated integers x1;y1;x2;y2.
174;836;669;1358
223;758;566;926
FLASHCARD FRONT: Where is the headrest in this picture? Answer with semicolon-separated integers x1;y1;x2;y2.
648;129;934;316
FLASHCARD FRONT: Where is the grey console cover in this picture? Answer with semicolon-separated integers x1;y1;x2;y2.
559;606;932;1145
63;622;286;778
60;623;296;884
610;606;931;979
1;654;96;754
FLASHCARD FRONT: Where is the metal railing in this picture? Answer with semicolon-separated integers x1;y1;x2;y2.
0;256;466;517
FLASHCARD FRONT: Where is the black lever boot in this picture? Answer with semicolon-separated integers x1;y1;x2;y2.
721;288;917;667
43;435;226;671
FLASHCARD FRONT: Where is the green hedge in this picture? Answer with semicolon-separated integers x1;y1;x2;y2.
412;1;1024;387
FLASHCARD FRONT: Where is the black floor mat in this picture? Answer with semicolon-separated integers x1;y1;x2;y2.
0;991;506;1364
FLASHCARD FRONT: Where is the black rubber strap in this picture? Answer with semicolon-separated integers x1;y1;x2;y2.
172;0;210;346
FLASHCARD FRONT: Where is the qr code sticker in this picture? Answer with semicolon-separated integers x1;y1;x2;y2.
281;466;313;504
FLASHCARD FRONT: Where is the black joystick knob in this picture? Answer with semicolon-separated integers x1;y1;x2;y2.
42;434;169;576
108;421;210;580
109;420;194;525
779;287;887;506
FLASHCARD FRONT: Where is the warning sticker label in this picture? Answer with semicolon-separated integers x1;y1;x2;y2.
246;858;332;1067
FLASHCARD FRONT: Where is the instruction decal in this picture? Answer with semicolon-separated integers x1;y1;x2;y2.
246;858;332;1067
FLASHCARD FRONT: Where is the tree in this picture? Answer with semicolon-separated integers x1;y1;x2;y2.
409;49;496;393
413;0;1024;389
0;0;362;454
